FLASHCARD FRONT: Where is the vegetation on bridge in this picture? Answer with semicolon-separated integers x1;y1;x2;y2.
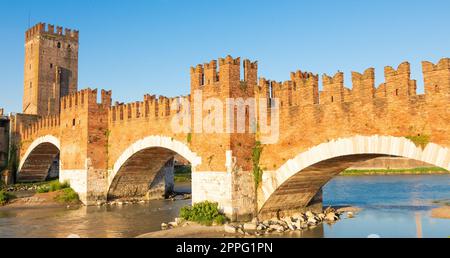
405;134;430;149
252;141;264;188
179;201;227;226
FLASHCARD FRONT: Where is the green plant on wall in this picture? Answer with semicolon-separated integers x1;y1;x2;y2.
252;141;263;188
187;132;192;144
104;130;111;166
406;134;430;149
4;143;19;184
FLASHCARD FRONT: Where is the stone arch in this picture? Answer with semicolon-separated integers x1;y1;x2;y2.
259;135;450;216
107;136;201;200
18;135;61;182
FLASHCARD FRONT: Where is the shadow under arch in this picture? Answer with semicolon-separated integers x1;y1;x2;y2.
258;135;450;217
18;135;60;182
107;136;201;201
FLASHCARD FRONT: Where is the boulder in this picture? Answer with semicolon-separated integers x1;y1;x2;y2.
287;222;297;231
305;211;315;218
347;212;354;218
269;224;284;231
175;217;185;225
243;222;257;231
161;223;168;230
257;224;266;231
224;224;237;234
325;212;338;222
168;221;178;227
307;217;318;224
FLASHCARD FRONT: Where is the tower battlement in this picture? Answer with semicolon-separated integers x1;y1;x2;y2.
25;22;79;42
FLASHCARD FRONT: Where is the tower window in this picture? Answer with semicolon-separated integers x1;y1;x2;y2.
72;119;76;126
50;63;53;69
57;42;61;48
30;82;32;88
395;89;399;96
68;44;71;49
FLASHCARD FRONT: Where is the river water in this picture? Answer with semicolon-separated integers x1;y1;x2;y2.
0;175;449;238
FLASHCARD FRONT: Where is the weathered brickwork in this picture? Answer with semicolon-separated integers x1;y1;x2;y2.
23;23;78;116
12;23;450;218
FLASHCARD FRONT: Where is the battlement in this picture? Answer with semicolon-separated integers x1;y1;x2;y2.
422;58;450;95
218;55;241;66
60;88;110;111
109;94;189;123
21;114;60;140
322;72;344;86
384;62;410;77
257;57;450;109
25;22;79;42
352;68;375;81
422;58;450;72
191;55;258;89
290;70;319;82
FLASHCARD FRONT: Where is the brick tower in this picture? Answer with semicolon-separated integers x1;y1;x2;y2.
23;23;79;116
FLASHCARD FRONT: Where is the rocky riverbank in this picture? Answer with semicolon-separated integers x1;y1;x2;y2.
141;207;359;238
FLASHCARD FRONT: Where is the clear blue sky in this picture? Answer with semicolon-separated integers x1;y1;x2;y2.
1;0;449;113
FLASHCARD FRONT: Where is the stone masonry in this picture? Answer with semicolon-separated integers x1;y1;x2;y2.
9;23;450;219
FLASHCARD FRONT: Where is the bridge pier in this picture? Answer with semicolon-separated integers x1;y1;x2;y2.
60;168;108;205
257;189;323;220
145;158;175;200
192;169;256;222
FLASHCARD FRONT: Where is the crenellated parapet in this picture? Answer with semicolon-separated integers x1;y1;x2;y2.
422;58;450;95
321;72;345;104
109;93;190;123
351;68;375;102
20;115;60;140
383;62;416;99
25;22;79;42
60;88;110;111
190;55;258;97
254;57;449;111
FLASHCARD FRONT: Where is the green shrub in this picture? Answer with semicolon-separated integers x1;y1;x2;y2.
179;201;227;226
54;188;79;204
0;190;15;205
406;134;430;149
36;180;70;193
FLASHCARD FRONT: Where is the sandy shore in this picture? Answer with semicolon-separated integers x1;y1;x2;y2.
0;191;80;209
137;223;240;238
431;206;450;219
138;206;362;238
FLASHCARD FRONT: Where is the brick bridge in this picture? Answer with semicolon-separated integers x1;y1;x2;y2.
15;56;450;220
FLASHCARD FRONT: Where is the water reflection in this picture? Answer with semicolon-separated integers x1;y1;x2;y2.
0;176;449;238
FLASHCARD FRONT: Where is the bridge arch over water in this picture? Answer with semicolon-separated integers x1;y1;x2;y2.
18;135;61;182
258;135;450;216
107;135;202;200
